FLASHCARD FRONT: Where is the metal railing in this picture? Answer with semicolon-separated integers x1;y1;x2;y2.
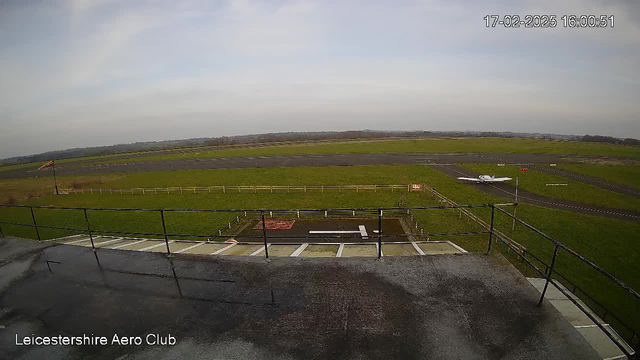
1;201;637;358
59;184;412;195
422;186;638;358
491;205;639;358
0;204;497;251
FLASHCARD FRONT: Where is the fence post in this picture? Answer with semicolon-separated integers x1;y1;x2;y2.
487;205;495;254
160;210;171;255
83;208;95;250
0;221;3;237
261;210;269;259
538;244;560;307
29;207;41;241
377;208;382;259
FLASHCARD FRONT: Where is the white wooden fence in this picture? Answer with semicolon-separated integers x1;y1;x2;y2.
61;184;420;195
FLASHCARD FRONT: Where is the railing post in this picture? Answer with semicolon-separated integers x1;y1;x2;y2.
83;208;95;250
377;208;382;259
487;205;495;254
160;210;171;255
538;244;560;307
29;207;41;241
261;210;269;259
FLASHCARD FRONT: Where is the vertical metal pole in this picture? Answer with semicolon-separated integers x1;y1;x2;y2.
160;210;170;255
52;160;59;195
30;207;41;241
377;208;382;259
487;205;495;254
83;208;95;250
512;177;518;231
261;210;269;259
538;244;560;307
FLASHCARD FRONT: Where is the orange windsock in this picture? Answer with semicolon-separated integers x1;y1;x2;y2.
38;160;54;171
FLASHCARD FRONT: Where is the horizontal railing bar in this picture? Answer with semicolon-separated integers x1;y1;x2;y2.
0;204;505;212
493;205;640;302
549;278;634;358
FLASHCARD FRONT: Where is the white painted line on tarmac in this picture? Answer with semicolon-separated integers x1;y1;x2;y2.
412;242;426;256
336;243;345;257
64;237;93;245
447;241;468;254
376;243;384;257
93;238;125;247
211;243;237;255
603;355;628;360
290;243;309;257
359;225;368;239
250;244;270;256
47;234;84;243
175;242;205;254
111;239;148;249
574;324;609;329
139;241;173;252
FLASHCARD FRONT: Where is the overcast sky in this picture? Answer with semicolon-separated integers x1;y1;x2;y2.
1;0;639;158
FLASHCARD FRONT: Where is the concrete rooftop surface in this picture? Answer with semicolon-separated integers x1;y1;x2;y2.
0;237;599;360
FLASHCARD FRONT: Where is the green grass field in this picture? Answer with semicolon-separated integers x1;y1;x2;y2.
558;164;640;189
89;137;640;166
0;164;639;339
3;137;638;173
461;164;640;212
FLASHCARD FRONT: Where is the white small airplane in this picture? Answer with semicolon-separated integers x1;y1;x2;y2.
457;175;512;183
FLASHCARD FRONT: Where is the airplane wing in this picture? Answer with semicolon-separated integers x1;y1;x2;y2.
457;177;480;181
487;177;512;182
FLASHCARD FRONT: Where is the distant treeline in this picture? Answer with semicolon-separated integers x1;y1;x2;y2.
1;130;637;165
581;135;640;146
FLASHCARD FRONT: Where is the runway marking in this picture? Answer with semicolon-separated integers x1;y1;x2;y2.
290;243;309;257
211;243;236;255
111;239;148;249
412;242;426;256
65;237;94;245
139;241;174;251
93;238;125;247
250;244;270;256
309;225;369;239
447;241;469;254
359;225;368;239
574;324;609;328
336;243;345;257
174;242;205;254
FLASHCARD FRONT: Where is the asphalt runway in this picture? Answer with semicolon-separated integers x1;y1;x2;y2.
1;152;620;179
433;165;640;222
